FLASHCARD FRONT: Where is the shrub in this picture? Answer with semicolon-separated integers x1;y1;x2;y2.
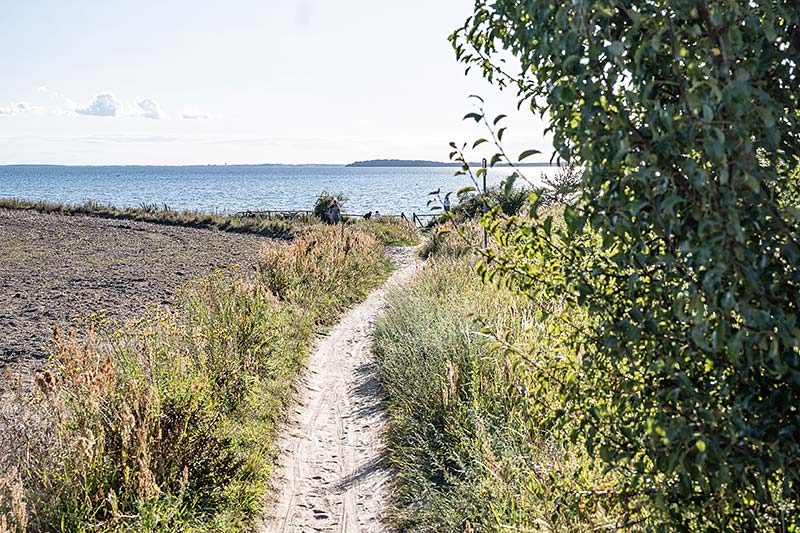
453;1;800;529
539;163;581;208
446;175;533;223
312;191;347;223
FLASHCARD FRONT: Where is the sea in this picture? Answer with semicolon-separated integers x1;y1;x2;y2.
0;164;560;217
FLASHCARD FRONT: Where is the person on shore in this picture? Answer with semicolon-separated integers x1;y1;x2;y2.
373;210;381;219
443;197;451;212
329;200;341;224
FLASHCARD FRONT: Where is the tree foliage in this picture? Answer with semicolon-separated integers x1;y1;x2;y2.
451;1;800;530
313;191;347;223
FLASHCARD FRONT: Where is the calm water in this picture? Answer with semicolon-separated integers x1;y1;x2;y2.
0;164;559;216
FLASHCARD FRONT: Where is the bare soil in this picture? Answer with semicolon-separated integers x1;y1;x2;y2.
0;208;267;369
0;207;268;481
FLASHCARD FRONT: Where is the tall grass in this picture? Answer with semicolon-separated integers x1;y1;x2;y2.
6;225;392;532
355;218;420;246
374;230;620;531
0;197;420;246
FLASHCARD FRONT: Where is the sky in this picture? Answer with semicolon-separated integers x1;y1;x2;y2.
0;1;553;165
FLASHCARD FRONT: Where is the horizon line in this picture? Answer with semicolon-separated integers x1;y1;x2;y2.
0;160;557;168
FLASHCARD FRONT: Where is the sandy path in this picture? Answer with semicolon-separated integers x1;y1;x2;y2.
261;246;419;533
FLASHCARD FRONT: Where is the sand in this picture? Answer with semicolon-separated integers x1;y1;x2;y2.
261;246;419;533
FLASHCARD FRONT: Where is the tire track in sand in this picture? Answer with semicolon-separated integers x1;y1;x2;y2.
261;246;420;533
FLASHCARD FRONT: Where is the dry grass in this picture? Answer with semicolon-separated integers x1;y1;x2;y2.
1;225;394;532
259;225;392;320
355;217;420;246
0;468;27;533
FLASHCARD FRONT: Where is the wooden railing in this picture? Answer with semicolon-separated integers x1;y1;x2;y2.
234;209;437;228
236;209;314;220
412;213;438;228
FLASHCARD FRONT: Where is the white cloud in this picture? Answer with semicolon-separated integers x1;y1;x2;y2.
4;90;171;120
137;98;164;120
32;85;78;115
182;112;209;120
76;93;121;117
0;102;44;115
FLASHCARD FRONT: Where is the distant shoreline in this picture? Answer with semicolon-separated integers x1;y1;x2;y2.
0;160;557;169
346;159;556;168
0;163;344;168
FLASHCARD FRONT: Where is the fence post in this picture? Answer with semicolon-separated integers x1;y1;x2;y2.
482;158;488;249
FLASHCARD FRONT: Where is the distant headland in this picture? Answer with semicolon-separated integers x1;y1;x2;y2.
346;159;555;168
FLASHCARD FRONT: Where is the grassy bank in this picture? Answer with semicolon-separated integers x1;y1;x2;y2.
0;198;301;239
1;225;393;532
0;198;419;246
374;223;618;532
356;217;419;246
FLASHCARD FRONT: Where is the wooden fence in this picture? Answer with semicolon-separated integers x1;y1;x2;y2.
235;209;438;228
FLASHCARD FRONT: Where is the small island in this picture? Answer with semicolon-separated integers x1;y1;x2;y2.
347;158;555;168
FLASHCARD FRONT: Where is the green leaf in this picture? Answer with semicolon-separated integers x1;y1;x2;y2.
518;149;541;161
473;138;489;149
608;41;625;56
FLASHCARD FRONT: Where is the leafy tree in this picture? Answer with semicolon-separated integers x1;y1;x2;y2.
444;174;533;221
313;191;347;223
451;1;800;530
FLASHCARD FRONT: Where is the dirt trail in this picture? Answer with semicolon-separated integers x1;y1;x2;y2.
261;246;419;533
